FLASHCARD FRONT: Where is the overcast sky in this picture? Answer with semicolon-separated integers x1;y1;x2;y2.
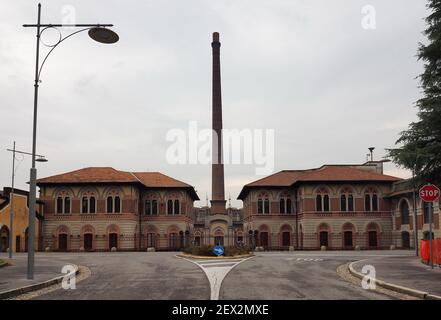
0;1;428;207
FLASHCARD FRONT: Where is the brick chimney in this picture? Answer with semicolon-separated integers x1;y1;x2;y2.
210;32;227;215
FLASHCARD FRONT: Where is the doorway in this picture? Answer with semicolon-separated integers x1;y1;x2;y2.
109;233;118;250
84;233;93;251
58;234;68;251
368;231;378;248
344;231;353;248
319;231;328;247
282;232;290;247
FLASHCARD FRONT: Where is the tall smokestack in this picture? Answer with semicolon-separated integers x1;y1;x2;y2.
210;32;226;215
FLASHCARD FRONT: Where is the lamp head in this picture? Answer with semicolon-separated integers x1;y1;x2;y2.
36;157;48;162
88;27;119;44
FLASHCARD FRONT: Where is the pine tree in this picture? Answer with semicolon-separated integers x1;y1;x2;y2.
388;0;441;186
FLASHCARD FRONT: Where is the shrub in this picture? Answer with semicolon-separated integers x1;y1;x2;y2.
183;245;216;256
224;245;251;256
183;245;251;257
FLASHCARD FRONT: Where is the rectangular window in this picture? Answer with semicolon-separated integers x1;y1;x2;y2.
152;200;158;215
145;200;151;215
56;197;63;214
323;195;330;212
316;195;322;212
64;197;71;214
89;197;96;214
82;197;88;214
340;195;346;211
372;194;378;211
348;195;354;212
365;194;371;211
114;197;121;213
257;199;263;214
264;199;270;214
167;200;173;215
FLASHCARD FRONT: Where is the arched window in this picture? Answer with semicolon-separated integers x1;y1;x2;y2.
107;196;113;213
316;195;322;212
279;194;292;214
257;199;263;214
280;198;286;214
64;197;71;214
114;196;121;213
340;194;347;211
365;188;378;212
56;197;63;214
340;190;354;212
174;199;180;214
257;194;269;214
316;188;330;212
167;200;173;215
81;197;89;214
400;200;410;225
89;197;96;214
323;195;330;212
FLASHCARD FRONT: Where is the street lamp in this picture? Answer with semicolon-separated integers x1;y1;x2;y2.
23;3;119;279
6;142;47;259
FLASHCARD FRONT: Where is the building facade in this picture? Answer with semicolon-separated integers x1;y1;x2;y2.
0;187;43;252
36;167;199;251
238;161;440;250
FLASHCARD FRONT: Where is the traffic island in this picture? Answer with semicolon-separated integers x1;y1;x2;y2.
348;257;441;300
177;253;253;260
0;264;80;300
0;259;8;268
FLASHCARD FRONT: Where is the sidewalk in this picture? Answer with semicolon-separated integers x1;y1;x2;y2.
0;254;66;294
352;255;441;297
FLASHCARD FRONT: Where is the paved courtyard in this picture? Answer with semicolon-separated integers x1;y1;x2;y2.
0;250;424;300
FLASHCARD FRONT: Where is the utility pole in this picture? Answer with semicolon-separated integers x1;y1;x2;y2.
8;142;16;259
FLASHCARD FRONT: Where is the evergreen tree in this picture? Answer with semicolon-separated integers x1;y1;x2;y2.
388;0;441;186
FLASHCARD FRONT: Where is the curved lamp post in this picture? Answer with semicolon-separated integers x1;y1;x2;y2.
23;3;119;280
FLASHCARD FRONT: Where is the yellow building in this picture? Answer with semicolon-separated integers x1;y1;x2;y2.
0;187;43;253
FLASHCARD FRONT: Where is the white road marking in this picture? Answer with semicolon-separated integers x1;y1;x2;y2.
181;256;254;300
286;257;324;262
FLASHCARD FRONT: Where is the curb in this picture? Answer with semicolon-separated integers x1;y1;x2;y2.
0;264;79;300
176;253;254;260
348;261;441;300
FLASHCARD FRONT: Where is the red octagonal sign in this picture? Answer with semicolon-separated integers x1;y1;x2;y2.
419;184;441;202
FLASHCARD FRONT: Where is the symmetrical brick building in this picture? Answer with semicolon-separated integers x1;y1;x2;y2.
36;167;199;251
238;161;441;250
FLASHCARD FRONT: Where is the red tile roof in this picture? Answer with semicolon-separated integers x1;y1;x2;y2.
36;167;137;184
36;167;199;199
238;165;401;199
132;172;192;188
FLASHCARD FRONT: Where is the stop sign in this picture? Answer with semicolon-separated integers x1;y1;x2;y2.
419;184;440;202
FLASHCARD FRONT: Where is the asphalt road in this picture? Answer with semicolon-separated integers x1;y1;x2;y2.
30;252;210;300
220;251;413;300
1;250;415;300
